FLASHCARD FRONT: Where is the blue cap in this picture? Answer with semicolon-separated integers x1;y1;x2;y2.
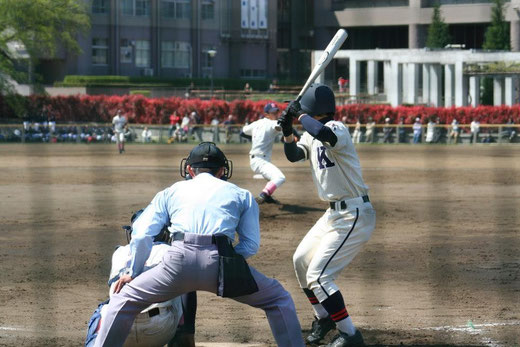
264;102;279;113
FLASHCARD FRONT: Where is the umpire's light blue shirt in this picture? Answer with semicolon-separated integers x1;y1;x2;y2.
128;173;260;278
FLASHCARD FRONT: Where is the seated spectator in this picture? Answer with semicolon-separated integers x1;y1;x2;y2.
142;127;152;143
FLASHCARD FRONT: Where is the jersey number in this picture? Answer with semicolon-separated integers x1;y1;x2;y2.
317;146;335;169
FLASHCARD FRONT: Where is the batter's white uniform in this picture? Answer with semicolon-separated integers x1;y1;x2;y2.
112;115;127;143
101;243;183;347
292;120;376;302
242;118;285;188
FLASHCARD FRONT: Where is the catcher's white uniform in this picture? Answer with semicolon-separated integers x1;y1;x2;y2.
100;243;183;347
293;120;376;301
242;118;285;196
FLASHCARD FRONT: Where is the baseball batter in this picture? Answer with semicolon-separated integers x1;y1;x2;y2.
240;102;285;204
86;211;183;347
112;109;127;154
279;83;376;347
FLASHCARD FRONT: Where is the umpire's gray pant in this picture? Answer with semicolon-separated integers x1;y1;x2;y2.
94;233;305;347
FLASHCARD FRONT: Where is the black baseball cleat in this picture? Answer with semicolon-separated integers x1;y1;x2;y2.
325;329;364;347
306;316;336;345
255;192;268;204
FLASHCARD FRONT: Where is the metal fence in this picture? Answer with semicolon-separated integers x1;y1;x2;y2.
0;123;517;144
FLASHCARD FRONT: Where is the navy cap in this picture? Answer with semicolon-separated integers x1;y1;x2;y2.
264;102;279;113
186;142;227;168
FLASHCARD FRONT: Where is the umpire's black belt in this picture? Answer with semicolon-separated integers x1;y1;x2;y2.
329;195;370;211
171;231;228;245
250;154;266;158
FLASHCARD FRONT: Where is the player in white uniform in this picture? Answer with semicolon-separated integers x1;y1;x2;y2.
279;83;376;347
240;102;285;204
112;109;127;154
85;211;184;347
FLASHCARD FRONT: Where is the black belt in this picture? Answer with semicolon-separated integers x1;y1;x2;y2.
329;195;370;211
171;231;226;244
148;307;160;317
250;154;265;158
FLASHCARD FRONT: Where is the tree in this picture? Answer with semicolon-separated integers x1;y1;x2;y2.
0;0;89;94
481;0;510;104
482;0;510;50
426;3;451;49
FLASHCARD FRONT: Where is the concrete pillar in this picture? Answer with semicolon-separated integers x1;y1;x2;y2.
444;64;454;107
429;64;442;107
405;63;419;104
367;60;378;95
349;58;361;98
494;77;504;106
422;64;430;105
505;77;515;106
384;61;392;97
455;61;468;107
512;19;520;52
469;76;480;107
409;24;420;49
389;61;403;107
314;51;324;84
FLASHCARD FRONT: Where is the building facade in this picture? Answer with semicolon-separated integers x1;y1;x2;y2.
42;0;277;83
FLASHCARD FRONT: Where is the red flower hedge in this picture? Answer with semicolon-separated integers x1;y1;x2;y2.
1;94;519;124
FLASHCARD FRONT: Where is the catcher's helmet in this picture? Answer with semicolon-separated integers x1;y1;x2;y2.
122;209;171;244
300;83;336;117
180;142;233;180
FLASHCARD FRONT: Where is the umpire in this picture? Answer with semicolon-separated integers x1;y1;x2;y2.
93;142;304;347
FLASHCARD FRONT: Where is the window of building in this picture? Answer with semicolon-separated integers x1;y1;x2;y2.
135;0;150;16
121;0;150;16
201;0;215;20
92;0;109;14
240;69;266;79
135;40;150;67
161;41;175;68
160;0;190;19
120;39;133;64
92;38;108;65
176;0;190;18
174;42;191;68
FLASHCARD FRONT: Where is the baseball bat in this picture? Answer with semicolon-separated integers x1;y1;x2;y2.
276;29;348;132
296;28;348;102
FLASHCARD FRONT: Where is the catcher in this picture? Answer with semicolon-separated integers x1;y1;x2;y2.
85;210;196;347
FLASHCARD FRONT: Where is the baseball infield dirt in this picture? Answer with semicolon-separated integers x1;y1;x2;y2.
0;143;518;346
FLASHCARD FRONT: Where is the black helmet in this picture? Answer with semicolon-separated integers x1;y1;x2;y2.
180;142;233;180
300;83;336;117
122;208;171;244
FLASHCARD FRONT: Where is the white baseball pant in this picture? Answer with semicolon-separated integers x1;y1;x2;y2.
250;157;285;187
293;199;376;302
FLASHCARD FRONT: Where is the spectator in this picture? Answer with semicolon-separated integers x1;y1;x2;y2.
397;117;407;143
470;118;480;144
425;116;437;143
169;112;181;138
482;132;496;143
244;83;252;93
142;127;152;143
337;76;348;93
432;116;444;143
181;113;191;135
364;116;376;143
210;116;220;143
268;79;279;92
413;117;422;144
501;118;517;142
189;111;204;142
351;117;363;144
223;115;236;144
383;117;393;143
448;118;460;144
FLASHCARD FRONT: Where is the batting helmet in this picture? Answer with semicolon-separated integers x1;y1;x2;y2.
180;142;233;180
122;209;171;244
300;83;336;117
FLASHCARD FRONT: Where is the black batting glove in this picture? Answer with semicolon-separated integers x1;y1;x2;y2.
278;100;302;137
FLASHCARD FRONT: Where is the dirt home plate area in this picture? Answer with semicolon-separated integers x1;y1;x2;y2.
0;143;519;346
